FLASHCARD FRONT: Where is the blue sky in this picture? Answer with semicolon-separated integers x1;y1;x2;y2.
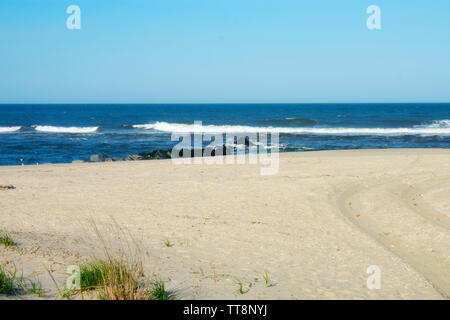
0;0;449;103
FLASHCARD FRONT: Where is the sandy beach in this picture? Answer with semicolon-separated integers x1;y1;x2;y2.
0;148;449;299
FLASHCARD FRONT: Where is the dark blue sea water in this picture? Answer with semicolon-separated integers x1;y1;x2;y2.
0;103;449;165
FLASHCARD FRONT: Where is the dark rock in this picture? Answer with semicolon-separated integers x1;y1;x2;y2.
138;152;152;160
151;149;171;159
138;149;171;160
172;145;236;158
90;145;242;164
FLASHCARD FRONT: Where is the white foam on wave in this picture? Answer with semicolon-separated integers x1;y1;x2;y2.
33;126;99;133
0;126;21;133
420;119;450;129
133;122;450;136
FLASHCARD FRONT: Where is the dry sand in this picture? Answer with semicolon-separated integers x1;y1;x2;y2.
0;149;449;299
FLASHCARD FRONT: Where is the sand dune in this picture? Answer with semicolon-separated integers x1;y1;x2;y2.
0;149;449;299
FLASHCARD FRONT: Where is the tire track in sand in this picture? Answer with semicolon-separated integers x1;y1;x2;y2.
337;178;450;299
398;180;450;230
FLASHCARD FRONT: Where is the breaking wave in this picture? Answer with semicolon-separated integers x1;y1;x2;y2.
33;126;99;133
0;126;21;133
132;121;450;136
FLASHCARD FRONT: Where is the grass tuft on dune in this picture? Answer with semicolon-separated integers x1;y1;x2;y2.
0;233;16;247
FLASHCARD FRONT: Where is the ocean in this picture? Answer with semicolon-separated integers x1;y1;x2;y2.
0;103;449;166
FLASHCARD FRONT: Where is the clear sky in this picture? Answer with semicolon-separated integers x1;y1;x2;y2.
0;0;449;103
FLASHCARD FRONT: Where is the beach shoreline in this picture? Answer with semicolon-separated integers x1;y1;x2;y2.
1;148;449;299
